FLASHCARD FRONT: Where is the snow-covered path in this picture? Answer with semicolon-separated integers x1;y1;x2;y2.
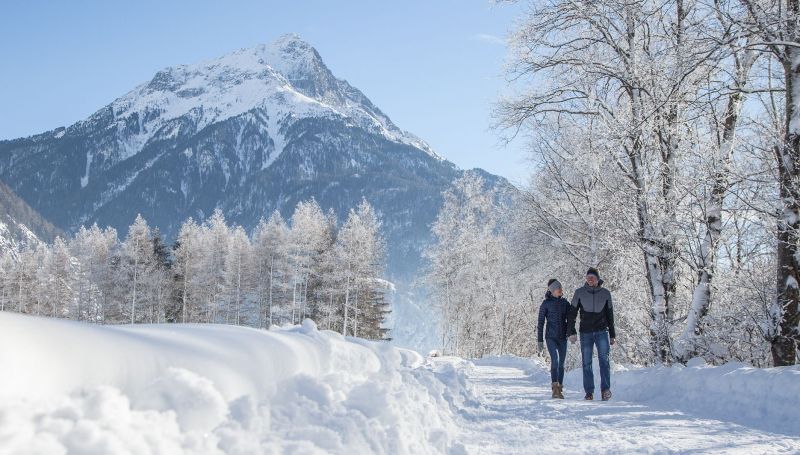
457;361;800;454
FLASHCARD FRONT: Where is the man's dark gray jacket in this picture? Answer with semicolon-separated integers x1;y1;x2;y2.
567;283;616;338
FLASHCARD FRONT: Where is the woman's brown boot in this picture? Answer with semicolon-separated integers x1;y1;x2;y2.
556;383;564;399
551;382;559;398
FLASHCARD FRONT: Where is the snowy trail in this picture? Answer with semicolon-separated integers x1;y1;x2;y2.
457;362;800;454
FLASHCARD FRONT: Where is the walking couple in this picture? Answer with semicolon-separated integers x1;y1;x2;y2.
536;267;616;401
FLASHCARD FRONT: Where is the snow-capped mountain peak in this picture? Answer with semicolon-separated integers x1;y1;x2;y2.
107;35;440;164
263;33;329;82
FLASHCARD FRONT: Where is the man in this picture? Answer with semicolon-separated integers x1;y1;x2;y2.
567;267;616;401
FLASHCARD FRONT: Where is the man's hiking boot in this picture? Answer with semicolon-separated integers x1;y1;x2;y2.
551;382;559;399
584;392;593;401
601;390;612;401
556;383;564;399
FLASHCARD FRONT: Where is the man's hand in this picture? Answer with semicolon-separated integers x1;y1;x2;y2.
569;335;577;344
610;338;616;346
537;341;544;355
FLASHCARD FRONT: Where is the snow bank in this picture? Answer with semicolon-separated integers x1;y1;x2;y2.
0;313;472;454
564;358;800;435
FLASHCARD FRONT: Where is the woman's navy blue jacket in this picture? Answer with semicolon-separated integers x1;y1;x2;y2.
537;291;570;342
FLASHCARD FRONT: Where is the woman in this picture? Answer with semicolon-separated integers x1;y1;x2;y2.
537;278;570;399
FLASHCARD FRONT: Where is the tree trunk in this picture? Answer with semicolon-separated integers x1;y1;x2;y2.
268;255;274;327
630;133;676;363
301;276;309;322
353;289;359;338
773;52;800;366
17;264;23;313
77;267;83;322
622;8;675;363
292;275;297;325
131;249;138;324
677;50;755;361
181;260;189;323
343;273;351;336
235;256;242;326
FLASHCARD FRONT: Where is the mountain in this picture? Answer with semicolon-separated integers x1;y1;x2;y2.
0;34;508;349
0;180;63;255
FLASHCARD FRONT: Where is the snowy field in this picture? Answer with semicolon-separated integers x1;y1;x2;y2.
1;313;799;454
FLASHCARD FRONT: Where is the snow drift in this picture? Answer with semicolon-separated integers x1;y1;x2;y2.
563;357;800;436
0;313;472;454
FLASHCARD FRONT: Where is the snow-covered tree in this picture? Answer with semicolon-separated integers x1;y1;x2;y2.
425;173;521;357
199;210;230;324
736;0;800;365
294;210;340;332
42;237;74;318
335;200;386;337
68;224;118;323
252;211;290;327
288;200;329;325
172;218;201;323
146;229;171;324
0;251;15;312
225;226;252;326
119;215;157;324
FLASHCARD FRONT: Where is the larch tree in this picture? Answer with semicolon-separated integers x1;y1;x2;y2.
288;200;329;325
120;215;156;324
252;211;290;328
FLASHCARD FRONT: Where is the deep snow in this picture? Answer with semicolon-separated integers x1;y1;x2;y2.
0;313;471;454
2;314;799;454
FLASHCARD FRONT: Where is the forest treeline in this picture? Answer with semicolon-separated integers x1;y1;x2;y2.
0;199;390;339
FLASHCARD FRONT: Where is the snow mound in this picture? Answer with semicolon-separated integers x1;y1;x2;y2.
564;358;800;435
0;313;471;454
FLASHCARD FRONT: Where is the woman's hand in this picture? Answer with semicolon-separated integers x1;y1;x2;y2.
569;335;577;344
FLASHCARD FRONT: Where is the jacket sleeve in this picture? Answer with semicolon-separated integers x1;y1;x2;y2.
605;292;616;339
567;293;579;336
537;302;547;343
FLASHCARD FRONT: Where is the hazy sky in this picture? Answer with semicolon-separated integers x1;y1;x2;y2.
0;0;530;183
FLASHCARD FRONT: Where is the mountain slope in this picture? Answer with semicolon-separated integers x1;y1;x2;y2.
0;35;509;349
0;180;63;254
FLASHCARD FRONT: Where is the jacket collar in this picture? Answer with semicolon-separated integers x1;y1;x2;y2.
582;280;605;293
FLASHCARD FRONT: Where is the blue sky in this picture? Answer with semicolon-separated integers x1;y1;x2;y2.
0;0;529;182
